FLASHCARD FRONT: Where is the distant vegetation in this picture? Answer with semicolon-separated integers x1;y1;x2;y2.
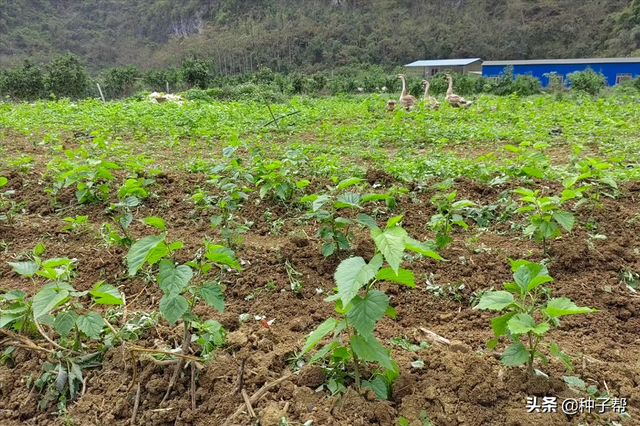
0;0;637;75
2;54;639;103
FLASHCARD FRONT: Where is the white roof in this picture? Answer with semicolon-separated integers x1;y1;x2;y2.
405;58;483;67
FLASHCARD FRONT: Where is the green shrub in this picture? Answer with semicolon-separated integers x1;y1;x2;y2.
543;72;566;94
309;73;328;93
44;54;90;99
287;72;306;94
251;66;276;85
0;59;45;101
143;68;182;92
103;65;139;99
182;59;212;89
182;88;213;102
511;75;542;96
328;75;358;94
427;74;449;95
448;73;481;96
566;68;606;95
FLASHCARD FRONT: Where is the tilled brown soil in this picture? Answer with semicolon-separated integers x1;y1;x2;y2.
0;157;639;425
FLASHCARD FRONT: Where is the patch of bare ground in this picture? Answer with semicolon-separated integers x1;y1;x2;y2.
0;149;638;425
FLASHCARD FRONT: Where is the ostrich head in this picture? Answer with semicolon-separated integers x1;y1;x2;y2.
445;74;452;81
396;74;405;80
421;80;430;88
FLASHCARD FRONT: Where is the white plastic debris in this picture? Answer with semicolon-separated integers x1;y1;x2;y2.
147;92;185;105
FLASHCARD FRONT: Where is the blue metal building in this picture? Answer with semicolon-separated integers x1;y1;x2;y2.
482;58;640;86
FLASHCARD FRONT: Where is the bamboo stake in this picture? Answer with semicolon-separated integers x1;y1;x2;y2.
96;83;106;103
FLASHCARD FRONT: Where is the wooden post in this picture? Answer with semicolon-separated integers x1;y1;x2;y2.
96;83;105;103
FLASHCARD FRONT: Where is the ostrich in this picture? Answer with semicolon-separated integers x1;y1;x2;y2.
397;74;417;110
445;74;473;109
421;80;440;110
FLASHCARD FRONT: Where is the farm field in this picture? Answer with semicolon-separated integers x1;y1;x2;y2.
0;93;639;426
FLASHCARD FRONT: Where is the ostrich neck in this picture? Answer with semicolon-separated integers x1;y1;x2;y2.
447;79;453;95
401;77;408;96
424;85;429;99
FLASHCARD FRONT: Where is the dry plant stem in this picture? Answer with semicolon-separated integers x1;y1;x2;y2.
20;383;36;409
161;322;191;405
222;373;292;426
0;329;53;354
241;389;256;418
82;373;89;396
419;327;451;346
12;343;51;354
104;317;119;336
127;349;138;392
191;364;196;411
121;290;128;325
129;347;200;361
128;286;148;307
331;386;351;415
34;319;78;354
236;357;247;394
126;346;199;392
130;383;141;426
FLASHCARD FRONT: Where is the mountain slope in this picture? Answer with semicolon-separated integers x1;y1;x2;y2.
0;0;633;72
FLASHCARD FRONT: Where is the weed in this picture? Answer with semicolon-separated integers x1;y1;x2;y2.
285;260;303;294
619;269;639;292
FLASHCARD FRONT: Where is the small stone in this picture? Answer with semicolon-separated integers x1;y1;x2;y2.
260;401;286;426
226;331;248;348
297;365;326;388
257;338;274;352
391;374;415;402
424;386;437;400
449;340;471;353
